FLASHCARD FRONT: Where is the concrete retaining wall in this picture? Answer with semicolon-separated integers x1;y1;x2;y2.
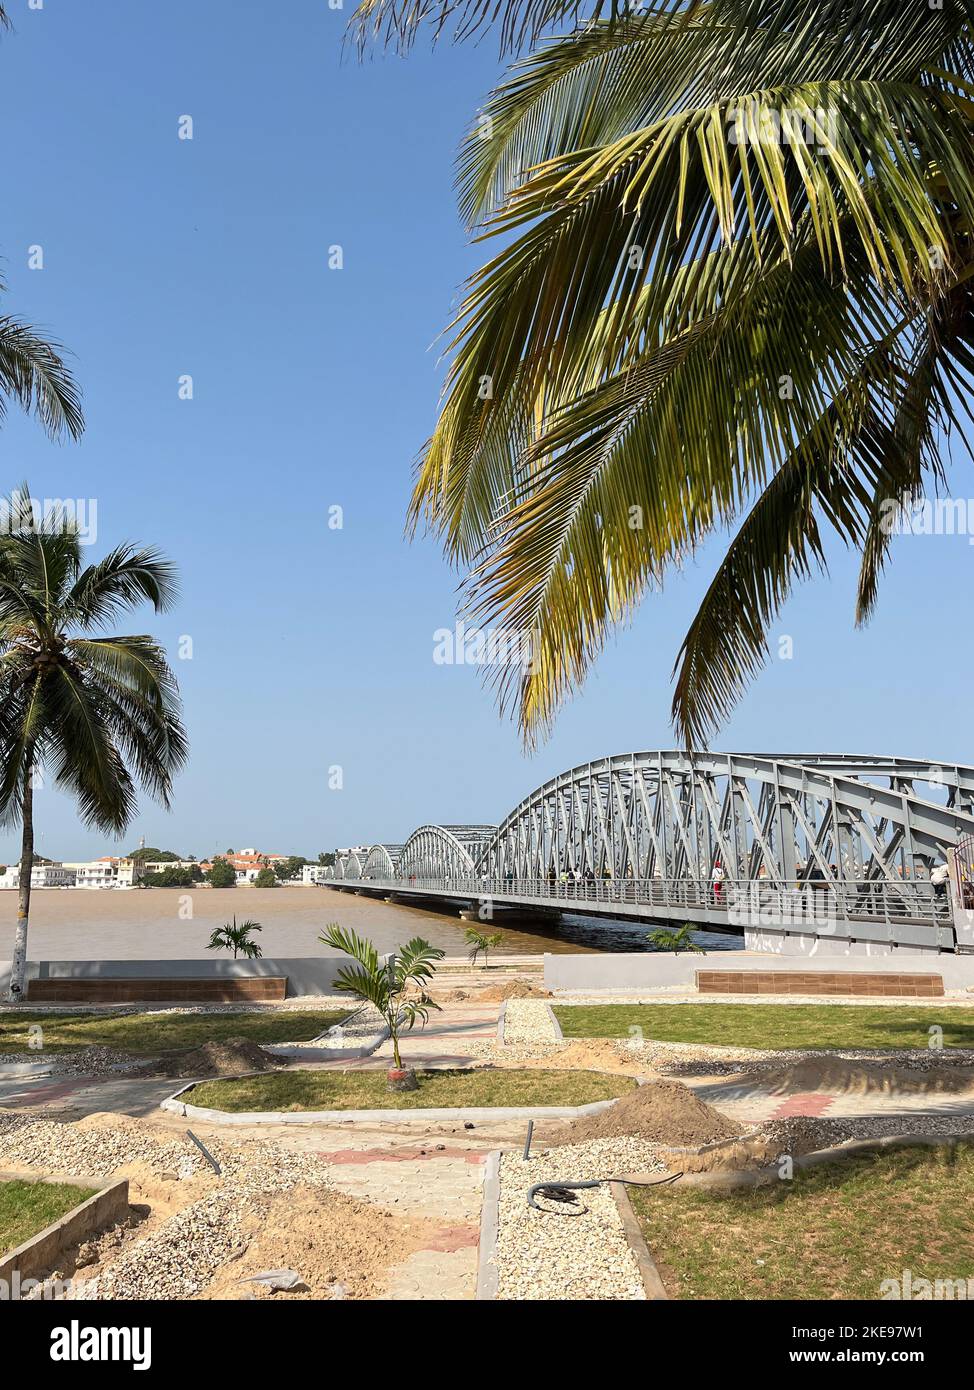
0;956;357;999
0;1174;128;1287
543;950;974;993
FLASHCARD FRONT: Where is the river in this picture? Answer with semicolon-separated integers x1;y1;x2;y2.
0;885;742;960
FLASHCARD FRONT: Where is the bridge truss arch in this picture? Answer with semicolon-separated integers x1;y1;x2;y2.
337;851;366;881
361;844;404;879
398;824;497;880
476;751;974;888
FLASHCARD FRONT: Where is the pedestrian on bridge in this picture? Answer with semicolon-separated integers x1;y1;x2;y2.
712;861;724;901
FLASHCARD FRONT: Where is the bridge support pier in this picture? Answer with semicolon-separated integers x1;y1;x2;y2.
458;906;562;927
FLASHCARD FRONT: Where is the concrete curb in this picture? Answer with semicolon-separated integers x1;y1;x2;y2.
496;1002;507;1046
160;1082;633;1127
610;1181;668;1300
545;1003;564;1040
0;1173;129;1286
264;1020;389;1063
656;1130;974;1192
476;1150;501;1300
0;1060;54;1078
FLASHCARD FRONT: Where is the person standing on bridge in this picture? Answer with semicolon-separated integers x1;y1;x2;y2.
712;861;725;901
930;862;950;898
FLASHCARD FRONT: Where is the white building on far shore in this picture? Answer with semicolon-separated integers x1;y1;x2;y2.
0;862;78;890
62;857;139;889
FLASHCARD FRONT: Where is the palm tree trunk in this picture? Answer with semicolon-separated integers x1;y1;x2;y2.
8;762;35;1002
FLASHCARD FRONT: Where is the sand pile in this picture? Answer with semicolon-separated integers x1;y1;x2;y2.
197;1187;421;1300
153;1038;284;1078
747;1057;974;1097
553;1079;742;1148
476;981;553;1002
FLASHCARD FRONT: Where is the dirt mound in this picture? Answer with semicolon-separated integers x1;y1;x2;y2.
747;1057;974;1097
553;1079;742;1148
433;988;470;1003
197;1187;421;1300
153;1038;284;1079
476;981;553;1002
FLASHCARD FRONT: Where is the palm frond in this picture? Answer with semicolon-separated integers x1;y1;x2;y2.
400;0;974;745
351;0;625;55
0;317;84;441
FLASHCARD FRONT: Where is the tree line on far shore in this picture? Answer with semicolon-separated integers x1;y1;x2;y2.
136;851;335;889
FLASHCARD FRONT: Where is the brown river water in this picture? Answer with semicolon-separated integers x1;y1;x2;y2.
0;886;740;961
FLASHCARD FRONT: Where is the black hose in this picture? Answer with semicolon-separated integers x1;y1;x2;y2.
527;1170;683;1215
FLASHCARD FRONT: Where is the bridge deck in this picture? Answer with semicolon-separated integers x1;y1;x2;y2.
326;875;955;951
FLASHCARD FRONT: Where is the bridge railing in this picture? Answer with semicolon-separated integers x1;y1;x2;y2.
343;874;951;928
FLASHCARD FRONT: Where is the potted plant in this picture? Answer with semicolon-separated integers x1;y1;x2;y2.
319;924;444;1091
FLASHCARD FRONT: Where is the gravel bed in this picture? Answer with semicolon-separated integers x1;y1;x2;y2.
494;1137;667;1301
0;1111;334;1190
81;1190;253;1301
0;1046;148;1077
815;1115;974;1142
142;996;351;1016
0;997;351;1016
271;1003;385;1054
0;1111;210;1178
502;999;559;1044
649;1041;974;1074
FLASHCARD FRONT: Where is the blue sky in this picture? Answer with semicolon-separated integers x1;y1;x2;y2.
0;0;969;862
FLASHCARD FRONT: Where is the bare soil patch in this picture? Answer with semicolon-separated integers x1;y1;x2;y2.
502;1039;648;1076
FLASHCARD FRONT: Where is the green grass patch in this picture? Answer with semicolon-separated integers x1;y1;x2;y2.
0;1180;98;1256
631;1142;974;1300
0;1009;348;1056
552;1002;974;1050
186;1067;636;1112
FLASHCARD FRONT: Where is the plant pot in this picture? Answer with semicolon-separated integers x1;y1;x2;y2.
387;1067;419;1093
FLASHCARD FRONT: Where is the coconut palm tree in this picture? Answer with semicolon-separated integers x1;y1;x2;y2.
354;0;974;746
0;488;187;999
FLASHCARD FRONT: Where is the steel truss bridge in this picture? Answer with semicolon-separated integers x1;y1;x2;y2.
325;752;974;952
